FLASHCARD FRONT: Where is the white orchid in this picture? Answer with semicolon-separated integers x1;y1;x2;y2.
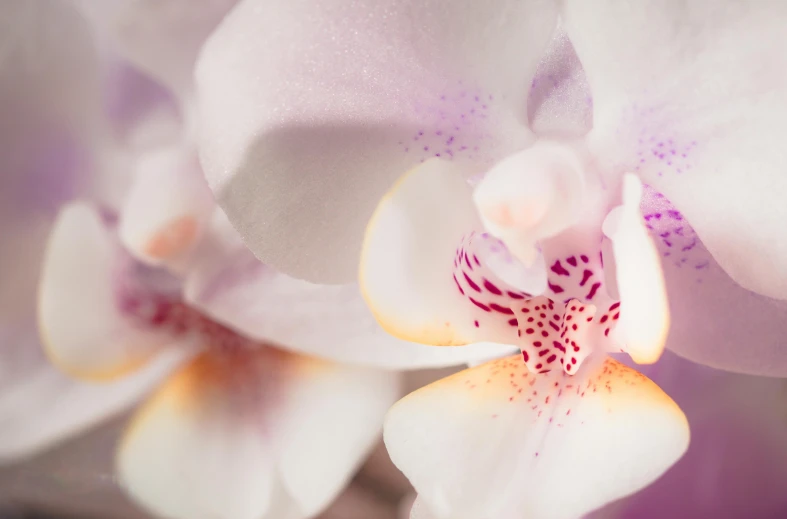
0;0;177;461
3;2;507;518
194;1;787;518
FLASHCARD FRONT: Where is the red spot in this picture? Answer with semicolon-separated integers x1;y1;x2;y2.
599;315;609;323
586;282;602;300
539;349;550;357
549;321;560;331
522;307;531;313
536;363;543;369
490;303;514;315
541;330;549;337
508;318;518;326
613;312;620;320
548;281;565;294
508;291;525;299
469;298;491;311
546;354;557;364
533;341;542;347
580;255;589;263
453;274;465;295
522;351;530;362
610;302;621;311
464;252;473;271
483;279;502;295
579;269;593;287
474;320;479;328
550;260;570;276
566;256;578;267
526;328;535;334
463;272;481;292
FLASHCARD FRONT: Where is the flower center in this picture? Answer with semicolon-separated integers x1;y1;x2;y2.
457;142;669;375
114;260;254;354
472;140;588;266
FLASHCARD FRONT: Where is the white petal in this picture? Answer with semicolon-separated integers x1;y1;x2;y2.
118;347;396;519
563;0;787;300
38;204;177;380
117;349;279;519
362;159;529;347
76;0;238;98
277;360;400;516
184;211;515;368
385;355;689;519
0;0;100;231
0;322;179;462
0;0;101;143
195;0;559;283
119;145;215;267
528;26;592;139
639;185;787;376
409;496;439;519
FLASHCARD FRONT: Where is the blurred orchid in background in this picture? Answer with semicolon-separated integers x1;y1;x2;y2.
2;1;507;518
2;1;787;519
194;0;787;517
0;0;179;462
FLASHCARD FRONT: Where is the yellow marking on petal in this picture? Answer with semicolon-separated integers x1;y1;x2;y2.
38;325;153;383
143;215;199;260
359;164;474;347
401;354;686;424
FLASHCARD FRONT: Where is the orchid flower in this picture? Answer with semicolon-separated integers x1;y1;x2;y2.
38;199;406;519
6;3;505;517
193;1;787;517
0;0;180;461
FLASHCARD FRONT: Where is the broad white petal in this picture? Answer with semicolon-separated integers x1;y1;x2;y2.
0;322;179;462
563;0;787;299
0;0;101;155
118;348;279;519
385;355;688;519
639;185;787;376
118;346;395;519
39;204;176;380
185;211;515;368
76;0;238;98
196;0;559;283
277;359;400;516
119;145;215;267
528;27;592;139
